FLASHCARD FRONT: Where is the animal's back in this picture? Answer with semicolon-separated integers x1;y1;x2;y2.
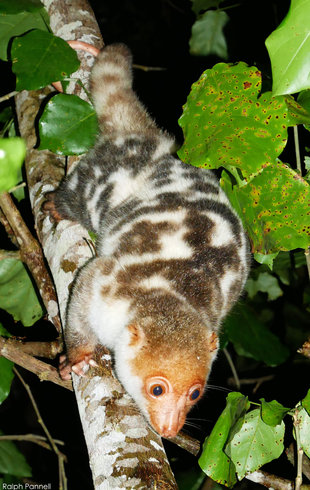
51;43;249;438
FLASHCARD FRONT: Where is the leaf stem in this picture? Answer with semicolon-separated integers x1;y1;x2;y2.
223;347;240;390
293;126;302;175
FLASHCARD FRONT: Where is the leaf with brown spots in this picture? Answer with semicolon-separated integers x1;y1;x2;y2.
221;164;310;254
199;392;249;487
225;409;285;480
178;62;294;180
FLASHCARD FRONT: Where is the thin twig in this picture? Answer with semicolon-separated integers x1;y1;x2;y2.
223;348;241;390
14;368;67;490
0;90;18;103
0;433;65;453
133;63;166;72
0;249;21;260
227;374;274;393
294;408;304;490
246;469;310;489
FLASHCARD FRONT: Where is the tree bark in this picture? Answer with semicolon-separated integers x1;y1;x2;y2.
15;0;178;487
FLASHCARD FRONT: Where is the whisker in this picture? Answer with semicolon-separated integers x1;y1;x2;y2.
205;384;232;393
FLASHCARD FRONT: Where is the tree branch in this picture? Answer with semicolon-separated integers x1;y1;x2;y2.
0;337;72;390
14;0;179;487
0;191;61;332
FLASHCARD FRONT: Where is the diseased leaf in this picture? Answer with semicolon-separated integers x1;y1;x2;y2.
285;96;310;125
39;93;98;155
295;406;310;458
0;358;14;405
0;10;48;61
0;431;32;477
199;392;249;487
221;165;310;255
223;303;290;366
189;10;228;59
0;258;44;326
260;399;291;426
11;30;80;91
265;0;310;95
178;63;292;181
225;409;285;480
0;137;26;193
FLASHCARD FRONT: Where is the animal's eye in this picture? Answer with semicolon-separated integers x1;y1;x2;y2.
152;385;164;397
146;377;171;398
190;389;200;401
188;384;203;402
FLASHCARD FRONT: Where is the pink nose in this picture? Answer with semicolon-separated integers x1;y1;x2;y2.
152;412;186;438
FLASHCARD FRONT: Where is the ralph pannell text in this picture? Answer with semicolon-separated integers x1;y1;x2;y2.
1;485;51;490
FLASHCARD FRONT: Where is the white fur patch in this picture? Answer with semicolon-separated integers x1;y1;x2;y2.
114;329;149;420
159;227;192;260
108;167;152;207
88;275;132;348
87;183;106;230
138;274;172;291
68;172;79;191
219;270;239;312
205;211;234;247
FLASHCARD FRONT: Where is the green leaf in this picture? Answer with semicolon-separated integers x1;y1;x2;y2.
178;63;292;181
11;30;79;91
0;358;14;405
245;272;283;301
189;10;228;59
221;164;310;255
224;303;290;366
0;9;48;61
260;399;291;426
0;258;44;326
295;406;310;458
298;90;310;113
199;392;249;487
0;0;44;14
0;138;26;193
225;409;285;480
285;95;310;125
0;432;32;477
265;0;310;95
0;323;11;337
39;93;98;155
302;388;310;416
253;252;279;269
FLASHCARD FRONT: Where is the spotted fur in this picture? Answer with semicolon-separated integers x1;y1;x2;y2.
52;44;250;437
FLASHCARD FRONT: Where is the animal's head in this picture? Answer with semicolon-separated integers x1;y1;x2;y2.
114;312;218;438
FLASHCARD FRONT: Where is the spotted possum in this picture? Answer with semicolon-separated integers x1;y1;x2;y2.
47;44;249;438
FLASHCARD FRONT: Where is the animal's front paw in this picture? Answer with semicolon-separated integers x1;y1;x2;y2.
59;353;98;380
42;192;63;223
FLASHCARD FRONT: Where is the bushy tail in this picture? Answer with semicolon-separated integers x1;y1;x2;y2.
90;44;157;135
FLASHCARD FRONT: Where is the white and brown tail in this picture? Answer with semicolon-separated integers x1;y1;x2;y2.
90;44;158;135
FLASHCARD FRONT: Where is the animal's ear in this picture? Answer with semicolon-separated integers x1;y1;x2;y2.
127;323;145;348
208;331;218;353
